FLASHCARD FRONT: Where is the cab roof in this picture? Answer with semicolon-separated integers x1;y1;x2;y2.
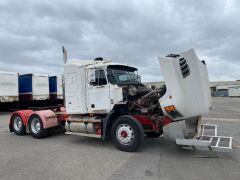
65;59;137;71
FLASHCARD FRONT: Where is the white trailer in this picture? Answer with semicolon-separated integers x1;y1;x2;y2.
32;75;49;100
49;76;63;99
0;71;18;102
19;74;49;101
57;76;63;99
229;86;240;97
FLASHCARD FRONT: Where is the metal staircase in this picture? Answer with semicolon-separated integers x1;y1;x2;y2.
176;124;233;152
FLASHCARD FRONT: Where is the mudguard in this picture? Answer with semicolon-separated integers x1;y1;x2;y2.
9;110;33;132
28;110;59;129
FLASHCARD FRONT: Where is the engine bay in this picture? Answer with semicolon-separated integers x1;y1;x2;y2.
122;84;166;116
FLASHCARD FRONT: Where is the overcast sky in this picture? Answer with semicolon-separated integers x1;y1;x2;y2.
0;0;239;82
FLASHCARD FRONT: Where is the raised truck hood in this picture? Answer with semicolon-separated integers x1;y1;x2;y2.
159;48;211;120
159;49;232;152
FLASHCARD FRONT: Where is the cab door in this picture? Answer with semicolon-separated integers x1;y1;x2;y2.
86;68;111;113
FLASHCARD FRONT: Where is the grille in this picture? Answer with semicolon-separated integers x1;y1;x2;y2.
179;57;190;78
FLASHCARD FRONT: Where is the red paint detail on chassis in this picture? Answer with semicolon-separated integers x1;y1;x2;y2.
132;115;156;131
56;107;69;122
95;122;101;135
132;115;173;132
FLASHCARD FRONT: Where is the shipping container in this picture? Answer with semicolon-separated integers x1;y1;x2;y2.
0;71;18;102
229;86;240;97
49;76;63;99
19;74;49;101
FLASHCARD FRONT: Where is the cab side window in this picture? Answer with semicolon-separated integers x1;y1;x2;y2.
94;69;107;86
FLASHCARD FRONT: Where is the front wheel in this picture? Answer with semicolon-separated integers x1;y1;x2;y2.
29;115;48;139
111;115;144;152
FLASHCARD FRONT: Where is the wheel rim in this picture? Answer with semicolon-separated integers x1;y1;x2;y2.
116;124;134;145
13;116;22;131
31;118;41;134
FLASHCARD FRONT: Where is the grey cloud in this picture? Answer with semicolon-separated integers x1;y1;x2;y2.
0;0;240;82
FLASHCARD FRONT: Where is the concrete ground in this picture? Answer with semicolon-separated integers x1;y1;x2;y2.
0;97;240;180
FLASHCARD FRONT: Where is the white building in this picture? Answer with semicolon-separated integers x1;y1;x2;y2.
229;86;240;97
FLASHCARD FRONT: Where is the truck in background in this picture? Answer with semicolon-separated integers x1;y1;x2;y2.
9;48;233;152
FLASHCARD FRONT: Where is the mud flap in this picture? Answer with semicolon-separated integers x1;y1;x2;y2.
176;124;233;152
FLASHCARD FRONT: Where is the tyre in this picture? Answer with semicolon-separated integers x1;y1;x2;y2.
111;115;144;152
12;114;26;135
29;115;48;139
145;131;162;138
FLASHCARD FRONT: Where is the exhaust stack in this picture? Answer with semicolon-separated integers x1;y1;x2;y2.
62;46;68;64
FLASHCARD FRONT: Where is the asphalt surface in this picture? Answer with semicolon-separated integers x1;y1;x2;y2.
0;97;240;180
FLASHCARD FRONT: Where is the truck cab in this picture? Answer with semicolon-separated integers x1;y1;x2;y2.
64;49;211;120
64;59;143;114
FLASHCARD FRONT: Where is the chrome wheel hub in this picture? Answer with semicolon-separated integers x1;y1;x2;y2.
13;117;22;131
31;118;41;134
116;124;134;145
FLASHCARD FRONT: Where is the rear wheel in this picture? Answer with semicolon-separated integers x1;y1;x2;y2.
12;115;26;135
29;115;48;139
111;115;144;152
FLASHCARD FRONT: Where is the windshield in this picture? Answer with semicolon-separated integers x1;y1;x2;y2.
107;65;141;85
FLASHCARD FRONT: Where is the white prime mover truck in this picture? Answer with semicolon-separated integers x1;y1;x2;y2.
9;48;232;152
